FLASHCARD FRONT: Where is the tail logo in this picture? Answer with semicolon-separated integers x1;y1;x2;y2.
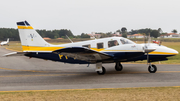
28;34;36;41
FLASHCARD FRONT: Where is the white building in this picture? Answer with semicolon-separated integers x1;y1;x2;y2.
160;33;180;38
88;32;101;39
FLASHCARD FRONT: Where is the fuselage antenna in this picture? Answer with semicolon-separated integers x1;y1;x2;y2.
66;35;73;43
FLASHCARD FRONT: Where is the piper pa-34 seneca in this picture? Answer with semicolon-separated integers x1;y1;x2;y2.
4;21;179;75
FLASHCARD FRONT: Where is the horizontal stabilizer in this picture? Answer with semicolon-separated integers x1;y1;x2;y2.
3;52;28;57
53;47;113;62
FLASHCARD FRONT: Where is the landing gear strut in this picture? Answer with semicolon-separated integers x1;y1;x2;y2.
115;62;123;71
146;52;157;73
96;62;106;75
97;66;106;75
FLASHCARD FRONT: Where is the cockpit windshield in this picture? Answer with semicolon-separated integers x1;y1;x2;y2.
120;38;135;44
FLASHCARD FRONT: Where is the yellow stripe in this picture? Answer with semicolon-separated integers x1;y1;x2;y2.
22;46;64;51
91;48;105;51
22;46;104;52
18;26;33;29
149;51;178;55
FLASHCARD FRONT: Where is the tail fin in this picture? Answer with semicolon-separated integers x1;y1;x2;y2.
17;21;51;47
7;38;9;42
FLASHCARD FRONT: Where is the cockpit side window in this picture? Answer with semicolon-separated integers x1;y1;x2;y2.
108;40;119;47
120;39;134;44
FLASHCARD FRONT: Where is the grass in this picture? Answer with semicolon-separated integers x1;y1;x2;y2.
0;87;180;101
4;41;180;64
2;41;22;51
161;42;180;64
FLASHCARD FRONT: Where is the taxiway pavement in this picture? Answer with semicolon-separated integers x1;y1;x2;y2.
0;47;180;91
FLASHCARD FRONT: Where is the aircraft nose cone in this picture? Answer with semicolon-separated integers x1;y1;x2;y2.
172;49;179;55
167;47;179;55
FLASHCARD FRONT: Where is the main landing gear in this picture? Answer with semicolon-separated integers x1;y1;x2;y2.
96;62;123;75
97;66;106;75
115;62;123;71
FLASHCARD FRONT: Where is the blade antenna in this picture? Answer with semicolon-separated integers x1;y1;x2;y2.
66;35;73;43
148;33;151;45
91;33;96;40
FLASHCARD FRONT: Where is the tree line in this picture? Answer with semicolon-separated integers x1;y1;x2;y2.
81;28;178;38
0;27;178;41
0;28;74;41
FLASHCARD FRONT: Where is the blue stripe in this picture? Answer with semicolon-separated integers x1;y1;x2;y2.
126;54;173;62
17;21;30;26
25;21;30;26
24;52;173;64
25;53;90;64
17;22;25;26
104;52;144;60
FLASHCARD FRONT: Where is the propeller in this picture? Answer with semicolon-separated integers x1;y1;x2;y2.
143;33;156;64
159;36;163;46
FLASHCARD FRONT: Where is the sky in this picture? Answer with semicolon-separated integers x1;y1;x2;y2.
0;0;180;35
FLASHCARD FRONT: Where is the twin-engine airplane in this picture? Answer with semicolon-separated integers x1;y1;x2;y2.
4;21;179;75
1;38;9;46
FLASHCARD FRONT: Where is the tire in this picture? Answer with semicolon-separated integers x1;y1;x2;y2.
97;66;106;75
115;62;123;71
148;64;157;73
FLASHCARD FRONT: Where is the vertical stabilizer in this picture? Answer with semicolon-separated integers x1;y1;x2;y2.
7;38;9;43
17;21;51;47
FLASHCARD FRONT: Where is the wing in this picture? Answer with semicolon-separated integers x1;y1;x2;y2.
53;47;113;63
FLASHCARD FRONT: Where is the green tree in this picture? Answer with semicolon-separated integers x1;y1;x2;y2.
172;29;177;33
158;28;163;34
121;27;127;33
150;30;160;38
122;33;127;38
121;27;127;38
81;33;90;38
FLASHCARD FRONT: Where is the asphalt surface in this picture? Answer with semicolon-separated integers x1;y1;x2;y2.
0;47;180;91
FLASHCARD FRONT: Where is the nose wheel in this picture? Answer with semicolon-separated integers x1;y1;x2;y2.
148;64;157;73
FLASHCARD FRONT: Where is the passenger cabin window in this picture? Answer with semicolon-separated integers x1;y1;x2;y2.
108;40;119;47
82;44;91;48
97;43;104;49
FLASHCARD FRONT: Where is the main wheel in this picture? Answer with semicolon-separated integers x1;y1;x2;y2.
148;64;157;73
115;62;123;71
97;66;106;75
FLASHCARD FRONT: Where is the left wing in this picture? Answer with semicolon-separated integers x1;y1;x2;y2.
53;47;113;63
